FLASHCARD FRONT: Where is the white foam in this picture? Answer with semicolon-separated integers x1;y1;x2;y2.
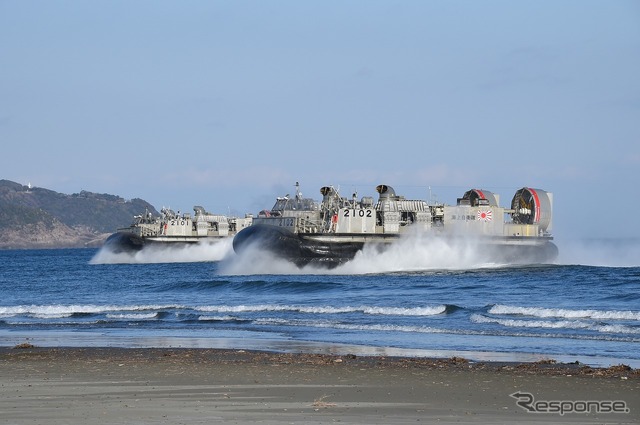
490;304;640;321
32;313;74;319
197;315;240;321
0;304;179;317
222;231;510;275
361;305;447;316
252;317;450;334
194;304;446;316
105;313;159;320
90;238;234;264
219;243;308;275
0;303;446;319
336;233;505;274
471;314;640;334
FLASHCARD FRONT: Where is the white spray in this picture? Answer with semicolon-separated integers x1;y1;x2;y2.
90;239;234;264
220;231;508;275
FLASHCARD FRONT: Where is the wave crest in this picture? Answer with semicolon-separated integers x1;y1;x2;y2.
489;304;640;321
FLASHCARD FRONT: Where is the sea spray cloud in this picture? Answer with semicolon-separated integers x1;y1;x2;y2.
91;238;234;264
556;237;640;267
221;229;514;275
336;231;507;274
219;241;304;275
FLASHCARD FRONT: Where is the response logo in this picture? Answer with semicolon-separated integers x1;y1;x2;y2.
510;391;630;416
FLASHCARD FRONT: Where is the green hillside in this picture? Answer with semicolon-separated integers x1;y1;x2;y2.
0;179;158;248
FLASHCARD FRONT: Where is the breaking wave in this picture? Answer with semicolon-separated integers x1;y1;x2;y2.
105;313;160;320
251;317;639;342
471;314;640;334
0;303;448;318
194;304;448;316
489;305;640;321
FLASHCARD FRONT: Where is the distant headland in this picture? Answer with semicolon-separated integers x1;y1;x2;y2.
0;179;157;249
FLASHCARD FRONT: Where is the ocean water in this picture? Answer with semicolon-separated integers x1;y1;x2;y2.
0;237;638;368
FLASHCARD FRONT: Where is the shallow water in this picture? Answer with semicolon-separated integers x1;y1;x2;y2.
1;237;638;367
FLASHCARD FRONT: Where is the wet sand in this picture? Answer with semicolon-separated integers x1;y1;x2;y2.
1;347;638;424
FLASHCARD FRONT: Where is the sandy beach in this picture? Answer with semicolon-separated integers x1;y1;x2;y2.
0;347;638;424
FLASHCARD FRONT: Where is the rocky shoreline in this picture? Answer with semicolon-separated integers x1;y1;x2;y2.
0;223;109;249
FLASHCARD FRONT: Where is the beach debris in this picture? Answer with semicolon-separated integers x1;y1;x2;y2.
12;342;35;349
607;364;632;372
448;356;469;365
312;394;336;409
577;363;637;378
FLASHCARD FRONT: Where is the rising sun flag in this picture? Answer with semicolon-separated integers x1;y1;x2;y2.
477;210;493;222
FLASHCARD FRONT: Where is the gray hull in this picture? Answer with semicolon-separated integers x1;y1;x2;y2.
232;224;558;267
104;232;146;253
104;232;211;253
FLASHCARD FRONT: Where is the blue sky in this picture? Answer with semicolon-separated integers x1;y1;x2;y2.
1;1;639;240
